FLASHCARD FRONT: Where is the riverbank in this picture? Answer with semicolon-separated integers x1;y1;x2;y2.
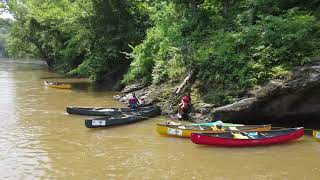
114;60;320;128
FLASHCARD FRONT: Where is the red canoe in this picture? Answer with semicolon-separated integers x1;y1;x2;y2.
191;127;304;147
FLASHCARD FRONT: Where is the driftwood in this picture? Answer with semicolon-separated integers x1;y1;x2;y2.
169;69;197;110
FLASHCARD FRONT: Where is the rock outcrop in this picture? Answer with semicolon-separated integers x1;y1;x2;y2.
211;61;320;127
121;82;147;93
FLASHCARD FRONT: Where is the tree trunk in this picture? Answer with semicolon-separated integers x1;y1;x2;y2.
191;0;197;18
168;68;198;110
46;57;55;70
223;0;229;17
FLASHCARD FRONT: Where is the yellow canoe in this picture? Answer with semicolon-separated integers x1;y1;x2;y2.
44;81;71;89
156;124;272;138
313;130;320;141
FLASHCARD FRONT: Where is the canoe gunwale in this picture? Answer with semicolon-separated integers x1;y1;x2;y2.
66;105;158;116
156;124;272;138
44;81;71;89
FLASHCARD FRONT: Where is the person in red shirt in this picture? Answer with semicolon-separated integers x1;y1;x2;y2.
129;92;140;109
177;92;191;119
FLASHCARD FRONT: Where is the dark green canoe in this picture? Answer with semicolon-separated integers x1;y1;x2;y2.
85;105;160;128
66;104;154;116
66;106;123;116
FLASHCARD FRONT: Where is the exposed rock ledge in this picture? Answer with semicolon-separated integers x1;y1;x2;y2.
114;61;320;127
121;82;147;93
212;61;320;127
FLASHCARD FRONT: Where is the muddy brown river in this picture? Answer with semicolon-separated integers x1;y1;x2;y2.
0;58;319;179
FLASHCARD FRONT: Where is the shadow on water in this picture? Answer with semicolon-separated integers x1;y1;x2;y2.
40;76;70;80
84;125;134;132
71;82;120;92
268;114;320;130
41;78;118;92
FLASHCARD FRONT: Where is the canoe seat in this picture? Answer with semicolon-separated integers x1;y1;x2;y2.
177;125;186;129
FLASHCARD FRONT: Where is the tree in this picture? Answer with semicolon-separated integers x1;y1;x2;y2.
0;18;12;57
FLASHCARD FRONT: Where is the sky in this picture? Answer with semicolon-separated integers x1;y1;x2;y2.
0;12;14;19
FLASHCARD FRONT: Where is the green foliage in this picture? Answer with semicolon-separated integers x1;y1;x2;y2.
124;0;320;105
6;0;89;67
6;0;144;82
123;1;193;85
68;0;141;81
5;0;320;105
271;65;289;79
0;18;12;56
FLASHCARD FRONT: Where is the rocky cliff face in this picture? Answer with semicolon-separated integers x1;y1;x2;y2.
211;61;320;127
115;61;320;127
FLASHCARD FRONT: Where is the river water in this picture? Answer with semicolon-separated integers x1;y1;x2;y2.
0;58;319;179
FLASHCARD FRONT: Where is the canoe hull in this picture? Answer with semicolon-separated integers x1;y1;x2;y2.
44;81;71;89
85;106;160;128
191;127;304;147
66;107;122;116
67;105;155;116
313;130;320;141
157;124;271;138
85;115;147;128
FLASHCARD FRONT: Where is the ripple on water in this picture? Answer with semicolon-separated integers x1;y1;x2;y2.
0;122;51;178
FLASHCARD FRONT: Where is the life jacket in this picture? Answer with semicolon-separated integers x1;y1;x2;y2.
182;95;191;104
181;95;191;109
129;97;138;104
